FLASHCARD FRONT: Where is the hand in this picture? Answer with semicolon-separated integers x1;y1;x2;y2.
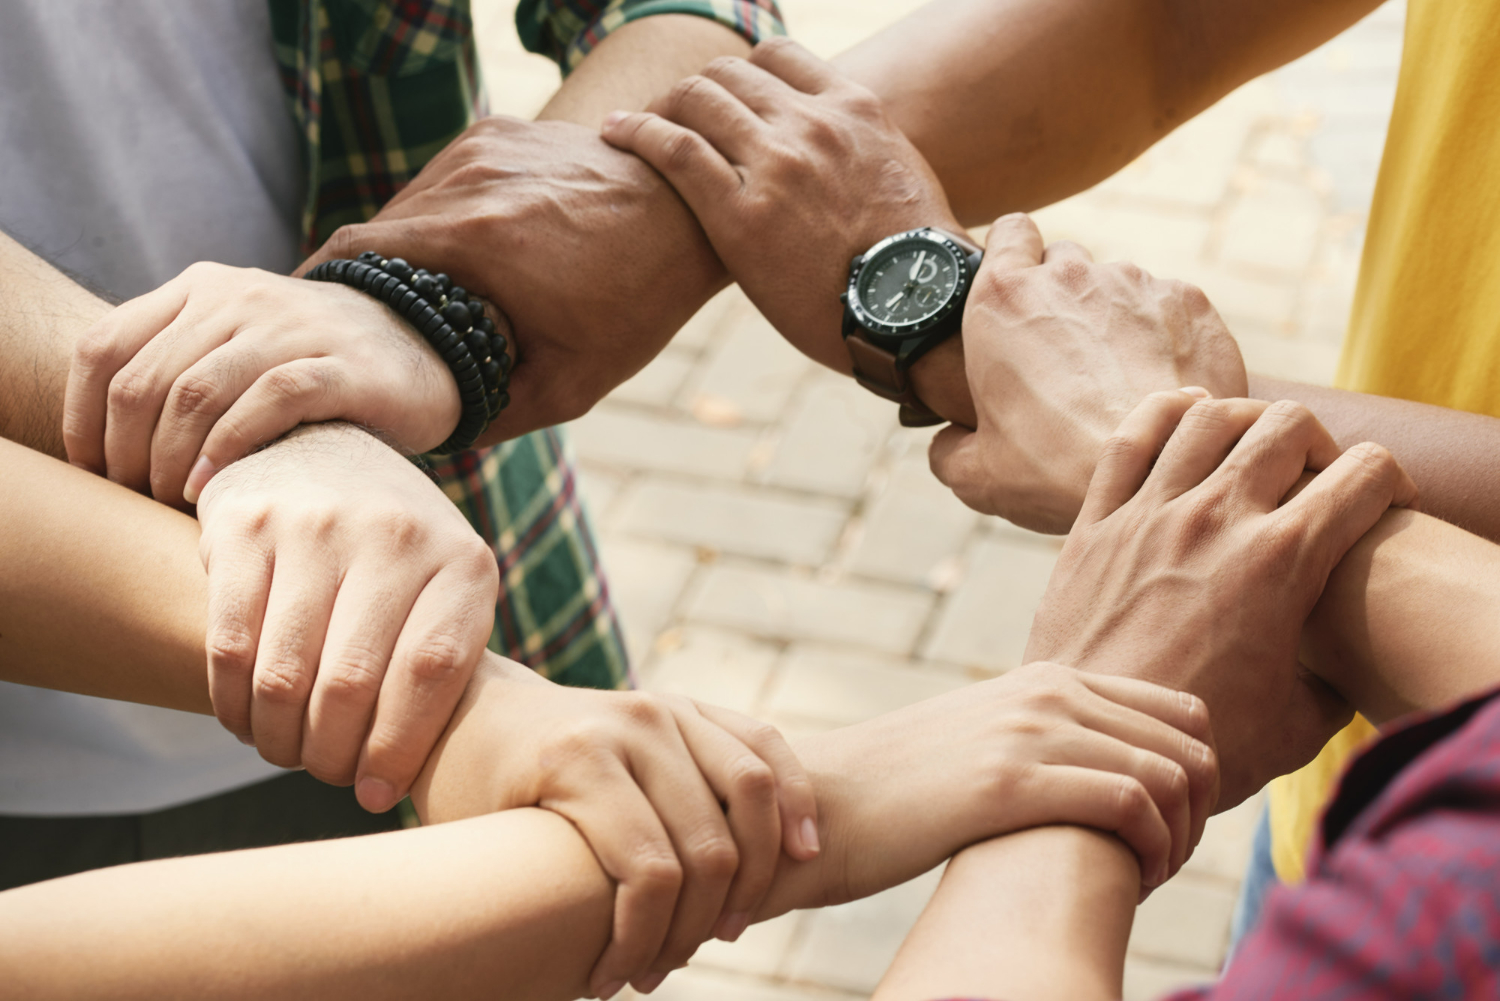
304;116;727;441
928;216;1248;534
195;422;498;813
765;661;1217;916
1026;391;1419;808
63;264;463;506
412;656;820;998
600;38;972;416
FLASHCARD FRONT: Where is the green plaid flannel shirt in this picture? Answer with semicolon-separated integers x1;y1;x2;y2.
266;0;782;690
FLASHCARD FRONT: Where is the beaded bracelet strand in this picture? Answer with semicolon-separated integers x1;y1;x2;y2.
304;252;512;454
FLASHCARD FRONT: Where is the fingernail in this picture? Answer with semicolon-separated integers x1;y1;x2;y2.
602;110;628;129
182;455;216;505
635;972;667;994
714;910;751;943
800;816;821;855
596;980;625;999
236;733;256;747
1178;386;1212;399
356;777;397;813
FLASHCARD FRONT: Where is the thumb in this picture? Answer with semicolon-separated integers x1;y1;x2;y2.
929;424;998;516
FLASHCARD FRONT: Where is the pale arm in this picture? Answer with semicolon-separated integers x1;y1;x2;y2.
836;0;1382;225
0;230;110;458
0;807;613;1001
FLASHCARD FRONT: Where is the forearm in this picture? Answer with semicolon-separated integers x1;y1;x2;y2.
0;231;111;457
1252;375;1500;543
0;807;613;1001
874;826;1137;1001
1305;508;1500;726
837;0;1378;225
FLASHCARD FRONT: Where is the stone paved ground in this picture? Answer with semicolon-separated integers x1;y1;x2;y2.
472;2;1407;997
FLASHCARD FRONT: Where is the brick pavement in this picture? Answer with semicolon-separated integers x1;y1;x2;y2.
471;2;1407;997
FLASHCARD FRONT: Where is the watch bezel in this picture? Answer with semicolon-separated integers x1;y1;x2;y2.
845;228;974;346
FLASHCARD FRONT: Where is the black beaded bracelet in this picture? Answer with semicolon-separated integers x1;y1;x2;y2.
304;252;512;454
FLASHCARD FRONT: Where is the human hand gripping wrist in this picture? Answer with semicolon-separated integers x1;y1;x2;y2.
63;263;465;507
1025;391;1419;809
193;421;497;813
600;38;978;427
748;661;1216;923
410;656;819;998
928;216;1249;534
300;116;729;443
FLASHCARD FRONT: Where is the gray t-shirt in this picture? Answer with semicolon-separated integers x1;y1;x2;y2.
0;0;307;813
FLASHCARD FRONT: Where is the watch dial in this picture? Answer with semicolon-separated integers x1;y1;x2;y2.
857;240;961;327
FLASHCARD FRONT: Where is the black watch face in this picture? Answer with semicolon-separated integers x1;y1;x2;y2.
856;239;962;328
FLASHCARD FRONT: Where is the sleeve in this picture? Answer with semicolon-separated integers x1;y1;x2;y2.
514;0;787;75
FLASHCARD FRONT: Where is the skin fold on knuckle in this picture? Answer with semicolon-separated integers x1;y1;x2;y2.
253;656;316;709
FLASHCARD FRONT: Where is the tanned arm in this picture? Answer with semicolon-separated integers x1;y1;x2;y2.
837;0;1383;224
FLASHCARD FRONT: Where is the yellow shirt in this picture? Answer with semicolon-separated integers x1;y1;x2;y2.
1269;0;1500;883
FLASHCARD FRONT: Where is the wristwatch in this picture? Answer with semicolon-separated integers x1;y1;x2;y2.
840;227;983;427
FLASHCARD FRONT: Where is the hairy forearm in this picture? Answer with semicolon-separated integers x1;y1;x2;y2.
837;0;1379;225
1253;375;1500;543
0;807;613;1001
0;231;111;457
1305;508;1500;726
875;826;1137;1001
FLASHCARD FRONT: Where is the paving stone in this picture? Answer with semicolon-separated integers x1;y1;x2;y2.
608;348;696;407
1128;872;1237;969
761;374;897;498
1219;176;1325;276
640;626;779;716
1123;957;1214;1001
784;867;946;994
615;480;849;565
576;464;626;527
848;452;981;587
569;406;761;479
921;536;1059;671
1184;791;1266;882
1030;199;1213;273
597;538;697;667
684;562;934;653
1232;327;1342;385
680;303;813;424
765;646;966;727
673;286;743;351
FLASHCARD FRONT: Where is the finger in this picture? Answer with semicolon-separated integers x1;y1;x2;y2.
623;715;740;991
352;560;493;813
1076;390;1204;526
1144;397;1270;500
651;74;771;163
184;359;348;505
544;758;682;1001
1211;400;1343;512
148;342;269;506
1017;763;1173;890
1280;440;1420;581
1071;679;1218;868
64;284;192;474
203;535;274;745
600;111;742;211
1041;240;1094;264
297;566;414;787
103;301;239;494
746;37;841;94
249;543;340;768
928;424;998;516
694;702;820;862
651;707;777;965
698;53;805;117
980;213;1044;271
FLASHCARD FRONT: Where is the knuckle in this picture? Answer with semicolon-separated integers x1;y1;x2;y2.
262;364;330;405
1178;691;1212;738
317;652;386;706
701;55;741;80
618;693;672;731
1344;440;1398;478
685;832;740;880
663;74;710;115
1110;775;1154;823
1048;257;1092;288
403;633;467;687
253;658;315;708
167;371;222;419
726;755;777;803
660;129;706;173
107;370;153;415
206;629;256;679
630;849;684;896
1261;398;1317;434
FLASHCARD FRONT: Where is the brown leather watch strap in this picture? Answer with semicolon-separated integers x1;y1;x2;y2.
845;335;945;427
